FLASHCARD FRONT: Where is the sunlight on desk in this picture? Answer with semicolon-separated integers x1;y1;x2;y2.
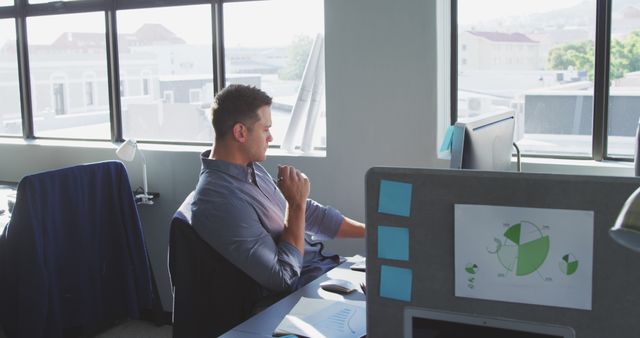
220;256;366;337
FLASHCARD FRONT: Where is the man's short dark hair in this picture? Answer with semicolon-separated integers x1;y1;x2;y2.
211;84;272;142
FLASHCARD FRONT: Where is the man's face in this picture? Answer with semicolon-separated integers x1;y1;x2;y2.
244;105;273;162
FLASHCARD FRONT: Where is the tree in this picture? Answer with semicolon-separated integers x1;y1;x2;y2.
279;35;313;81
547;41;595;79
547;30;640;81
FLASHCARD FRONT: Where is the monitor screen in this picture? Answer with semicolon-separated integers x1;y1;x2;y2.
450;111;515;171
404;308;574;338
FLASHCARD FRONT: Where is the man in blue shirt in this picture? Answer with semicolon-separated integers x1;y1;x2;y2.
191;84;365;295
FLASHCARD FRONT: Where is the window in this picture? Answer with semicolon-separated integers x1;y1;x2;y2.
0;0;326;148
0;19;21;136
28;12;110;140
224;0;326;149
454;0;635;161
118;5;213;143
83;72;97;107
141;70;151;96
607;0;640;158
189;88;201;103
163;90;174;103
52;81;66;115
84;82;94;106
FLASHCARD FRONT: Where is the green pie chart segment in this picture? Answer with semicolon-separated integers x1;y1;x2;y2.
517;236;550;276
504;223;522;245
497;222;550;276
560;254;579;275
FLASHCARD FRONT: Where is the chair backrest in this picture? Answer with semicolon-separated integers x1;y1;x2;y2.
0;161;152;338
168;192;264;338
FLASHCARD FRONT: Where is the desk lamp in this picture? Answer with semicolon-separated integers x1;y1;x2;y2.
116;139;154;205
610;187;640;252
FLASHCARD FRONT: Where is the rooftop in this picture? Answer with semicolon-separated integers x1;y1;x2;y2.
467;31;538;43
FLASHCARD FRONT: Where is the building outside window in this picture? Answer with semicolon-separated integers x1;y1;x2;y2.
28;11;111;140
118;5;213;142
456;0;640;160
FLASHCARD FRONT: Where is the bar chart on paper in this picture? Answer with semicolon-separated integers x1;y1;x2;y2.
454;204;594;310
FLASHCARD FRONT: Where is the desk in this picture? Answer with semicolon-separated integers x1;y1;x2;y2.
221;256;367;337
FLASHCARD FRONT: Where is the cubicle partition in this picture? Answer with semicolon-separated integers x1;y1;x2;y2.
365;167;640;338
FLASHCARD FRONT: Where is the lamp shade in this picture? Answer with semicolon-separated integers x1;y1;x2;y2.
116;139;137;162
610;186;640;252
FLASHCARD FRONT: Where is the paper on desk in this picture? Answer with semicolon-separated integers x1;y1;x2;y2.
274;297;366;338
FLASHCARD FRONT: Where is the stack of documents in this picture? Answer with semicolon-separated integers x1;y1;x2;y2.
349;255;366;272
274;297;366;338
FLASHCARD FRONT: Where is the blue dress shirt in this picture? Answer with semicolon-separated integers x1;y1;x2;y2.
191;150;343;293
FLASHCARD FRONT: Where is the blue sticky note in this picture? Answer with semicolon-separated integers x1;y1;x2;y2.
378;180;412;217
439;125;455;153
378;225;409;261
380;265;412;302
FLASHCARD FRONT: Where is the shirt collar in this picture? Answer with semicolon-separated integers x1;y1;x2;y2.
200;149;255;183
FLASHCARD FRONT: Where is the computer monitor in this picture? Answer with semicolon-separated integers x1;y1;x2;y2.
450;111;515;171
404;308;575;338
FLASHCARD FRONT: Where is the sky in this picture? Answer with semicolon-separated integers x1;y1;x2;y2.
458;0;585;25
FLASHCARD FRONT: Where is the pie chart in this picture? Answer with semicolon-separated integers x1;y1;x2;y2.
465;263;479;274
496;221;550;276
559;253;579;275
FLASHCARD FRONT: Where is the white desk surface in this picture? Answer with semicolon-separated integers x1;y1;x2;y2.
221;256;367;337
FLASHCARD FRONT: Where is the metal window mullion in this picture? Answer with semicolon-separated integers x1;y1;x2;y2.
212;0;225;93
15;0;33;139
105;6;122;142
25;0;109;17
450;0;458;125
592;0;612;161
115;0;210;11
0;6;17;19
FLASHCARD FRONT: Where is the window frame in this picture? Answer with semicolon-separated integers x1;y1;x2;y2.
450;0;623;162
7;0;277;146
82;72;97;108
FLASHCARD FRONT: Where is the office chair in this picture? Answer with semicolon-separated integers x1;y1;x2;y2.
0;161;153;338
168;192;264;338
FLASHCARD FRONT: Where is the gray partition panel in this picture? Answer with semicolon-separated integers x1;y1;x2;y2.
365;167;640;338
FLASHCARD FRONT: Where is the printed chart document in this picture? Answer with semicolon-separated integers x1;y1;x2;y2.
274;297;366;338
454;204;594;310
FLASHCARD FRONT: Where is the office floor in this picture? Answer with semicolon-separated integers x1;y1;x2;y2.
95;321;172;338
0;321;171;338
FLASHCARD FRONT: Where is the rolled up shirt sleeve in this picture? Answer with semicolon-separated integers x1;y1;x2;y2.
192;195;303;293
304;199;344;240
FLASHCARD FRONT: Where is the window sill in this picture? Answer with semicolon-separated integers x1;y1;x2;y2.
0;137;327;158
517;156;634;177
